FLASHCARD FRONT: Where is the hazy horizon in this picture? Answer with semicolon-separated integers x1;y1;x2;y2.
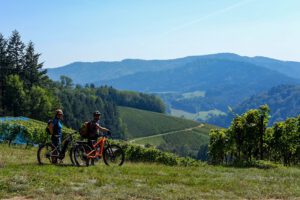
1;0;300;68
46;52;300;69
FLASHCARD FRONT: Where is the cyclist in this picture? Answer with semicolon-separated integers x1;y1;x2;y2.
51;109;63;163
87;111;110;147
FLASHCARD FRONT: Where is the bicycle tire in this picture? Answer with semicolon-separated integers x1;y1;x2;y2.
69;147;76;166
74;143;91;167
37;143;53;165
103;144;125;166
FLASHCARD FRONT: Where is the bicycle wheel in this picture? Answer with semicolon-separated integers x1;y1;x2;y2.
37;143;54;165
103;144;125;166
87;146;102;167
74;144;91;167
69;147;76;166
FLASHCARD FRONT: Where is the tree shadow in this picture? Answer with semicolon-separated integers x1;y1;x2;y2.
220;161;279;169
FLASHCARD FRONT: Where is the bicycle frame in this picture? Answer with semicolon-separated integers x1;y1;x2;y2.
50;134;72;158
86;136;108;159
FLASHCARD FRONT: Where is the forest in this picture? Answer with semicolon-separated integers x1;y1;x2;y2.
0;31;165;138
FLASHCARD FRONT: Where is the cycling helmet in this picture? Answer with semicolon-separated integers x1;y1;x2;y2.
93;111;101;116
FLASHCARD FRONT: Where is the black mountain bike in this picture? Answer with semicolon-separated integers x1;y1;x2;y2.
37;134;76;165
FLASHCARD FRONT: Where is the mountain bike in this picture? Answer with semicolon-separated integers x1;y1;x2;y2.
74;132;125;167
37;134;76;165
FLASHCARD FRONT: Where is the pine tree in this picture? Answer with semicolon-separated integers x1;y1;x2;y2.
23;41;47;88
6;30;25;75
0;33;8;115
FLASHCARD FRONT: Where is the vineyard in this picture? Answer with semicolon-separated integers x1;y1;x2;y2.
0;117;74;146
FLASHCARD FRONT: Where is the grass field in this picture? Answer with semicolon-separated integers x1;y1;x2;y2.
119;106;218;157
134;125;211;156
119;106;199;139
0;145;300;200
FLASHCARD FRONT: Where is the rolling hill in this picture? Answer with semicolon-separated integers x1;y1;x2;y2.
109;59;299;114
208;84;300;127
47;53;300;84
118;106;217;158
47;53;300;125
118;106;200;139
47;58;193;84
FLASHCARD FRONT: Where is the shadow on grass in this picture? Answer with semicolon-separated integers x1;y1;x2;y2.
38;163;76;168
5;162;77;169
220;160;280;169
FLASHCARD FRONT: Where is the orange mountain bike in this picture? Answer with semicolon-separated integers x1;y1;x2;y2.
74;132;125;167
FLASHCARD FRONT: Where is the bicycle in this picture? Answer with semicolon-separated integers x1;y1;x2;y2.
37;134;76;165
74;132;125;167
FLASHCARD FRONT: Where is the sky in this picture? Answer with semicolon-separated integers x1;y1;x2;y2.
1;0;300;68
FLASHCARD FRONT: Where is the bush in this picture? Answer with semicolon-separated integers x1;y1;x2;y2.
112;141;201;166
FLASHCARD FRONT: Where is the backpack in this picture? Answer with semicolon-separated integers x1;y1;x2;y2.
79;122;90;138
46;120;54;135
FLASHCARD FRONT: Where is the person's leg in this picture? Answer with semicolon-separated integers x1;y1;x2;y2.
88;139;94;149
51;135;59;164
58;134;62;152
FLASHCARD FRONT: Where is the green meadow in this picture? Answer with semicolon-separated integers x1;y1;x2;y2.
0;145;299;200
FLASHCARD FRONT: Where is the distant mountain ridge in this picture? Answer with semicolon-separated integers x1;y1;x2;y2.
47;53;300;84
96;59;299;113
47;53;300;126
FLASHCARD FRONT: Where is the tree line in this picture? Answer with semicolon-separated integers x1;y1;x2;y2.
0;31;166;139
208;84;300;127
209;105;300;165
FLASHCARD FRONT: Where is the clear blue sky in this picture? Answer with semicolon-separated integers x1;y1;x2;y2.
1;0;300;68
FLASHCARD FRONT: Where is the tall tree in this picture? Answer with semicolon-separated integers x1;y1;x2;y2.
3;74;27;116
23;41;47;88
6;30;25;75
60;75;74;89
0;33;8;115
28;85;57;121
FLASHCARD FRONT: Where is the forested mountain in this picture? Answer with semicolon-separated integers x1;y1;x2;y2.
208;85;300;127
48;53;300;124
48;53;300;84
47;58;193;84
100;60;299;112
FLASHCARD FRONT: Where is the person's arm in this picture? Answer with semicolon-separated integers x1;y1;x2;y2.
96;123;109;132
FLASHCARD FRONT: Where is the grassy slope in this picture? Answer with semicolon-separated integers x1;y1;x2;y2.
135;125;210;149
119;107;218;157
119;106;199;139
0;145;300;200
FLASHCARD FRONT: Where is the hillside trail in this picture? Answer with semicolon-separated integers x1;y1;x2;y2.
129;124;204;143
